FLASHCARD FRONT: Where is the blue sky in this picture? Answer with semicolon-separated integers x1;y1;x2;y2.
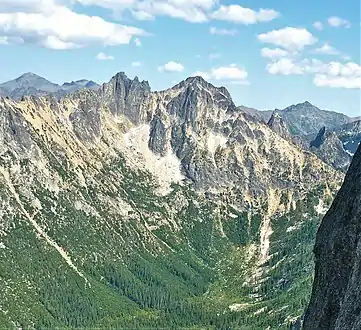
0;0;360;116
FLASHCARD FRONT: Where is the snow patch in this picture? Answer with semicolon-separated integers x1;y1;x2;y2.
345;149;354;157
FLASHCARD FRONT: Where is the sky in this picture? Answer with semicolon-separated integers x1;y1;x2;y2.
0;0;360;117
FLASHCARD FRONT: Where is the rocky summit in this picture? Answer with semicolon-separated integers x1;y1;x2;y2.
0;72;343;329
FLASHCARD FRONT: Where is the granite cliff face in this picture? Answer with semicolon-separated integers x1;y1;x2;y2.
0;73;343;329
304;143;361;330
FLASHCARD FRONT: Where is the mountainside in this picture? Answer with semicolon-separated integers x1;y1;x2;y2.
336;120;361;156
310;126;352;171
60;79;100;95
0;73;343;329
278;101;351;137
309;120;361;171
0;73;99;100
304;143;361;330
243;101;353;137
267;111;292;141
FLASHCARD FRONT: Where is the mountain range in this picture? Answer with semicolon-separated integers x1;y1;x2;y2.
0;72;99;100
242;101;359;136
243;102;360;171
1;72;360;172
0;71;356;329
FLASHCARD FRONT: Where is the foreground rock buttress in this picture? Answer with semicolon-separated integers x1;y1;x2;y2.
304;144;361;330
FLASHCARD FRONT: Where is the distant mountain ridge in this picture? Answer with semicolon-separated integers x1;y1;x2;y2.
240;101;360;171
0;72;100;100
308;119;361;171
241;101;356;137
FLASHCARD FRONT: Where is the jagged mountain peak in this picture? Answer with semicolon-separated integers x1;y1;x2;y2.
106;71;151;92
267;111;292;140
284;100;319;112
172;76;231;99
301;100;313;107
17;72;40;79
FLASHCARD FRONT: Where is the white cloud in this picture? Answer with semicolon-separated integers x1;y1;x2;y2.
211;5;280;24
328;16;351;28
193;64;248;84
266;57;361;89
313;21;323;30
323;62;361;77
0;36;8;44
0;36;24;45
0;0;60;13
76;0;217;23
74;0;280;24
314;43;339;55
261;47;288;59
266;58;304;75
209;26;237;36
131;10;155;21
137;0;213;22
134;37;141;47
96;52;115;60
258;27;317;51
314;74;361;89
0;5;147;50
209;53;221;60
212;64;248;80
131;61;142;67
158;61;184;73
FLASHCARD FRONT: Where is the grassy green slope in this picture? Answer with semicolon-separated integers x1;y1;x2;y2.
0;155;334;329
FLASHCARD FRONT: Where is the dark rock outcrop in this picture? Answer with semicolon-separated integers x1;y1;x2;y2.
267;111;292;141
310;126;351;171
101;72;151;124
148;109;168;156
304;143;361;330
